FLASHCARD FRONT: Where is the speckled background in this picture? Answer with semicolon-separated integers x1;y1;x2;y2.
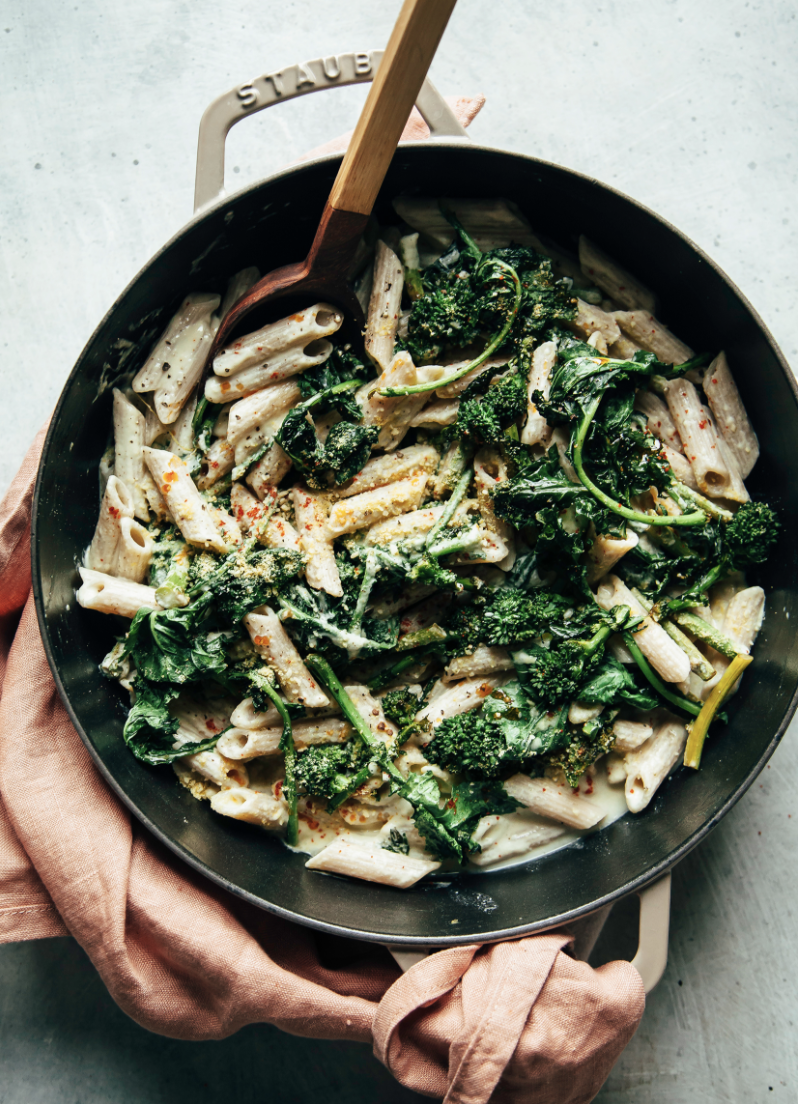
1;1;797;1100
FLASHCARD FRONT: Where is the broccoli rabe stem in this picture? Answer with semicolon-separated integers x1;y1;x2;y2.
662;562;728;614
349;548;380;635
622;632;702;717
683;653;752;769
378;261;521;398
305;655;404;785
668;482;734;522
573;394;708;528
256;677;298;846
670;610;741;660
425;468;473;549
366;643;445;692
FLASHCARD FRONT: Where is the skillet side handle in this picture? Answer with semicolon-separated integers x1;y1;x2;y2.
384;871;672;990
194;49;469;213
631;871;672;993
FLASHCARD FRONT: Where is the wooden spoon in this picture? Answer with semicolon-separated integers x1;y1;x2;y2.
207;0;458;358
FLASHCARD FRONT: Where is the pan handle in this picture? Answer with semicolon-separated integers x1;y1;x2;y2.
384;872;673;994
194;49;469;213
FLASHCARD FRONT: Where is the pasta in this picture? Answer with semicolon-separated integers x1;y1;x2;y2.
81;200;776;888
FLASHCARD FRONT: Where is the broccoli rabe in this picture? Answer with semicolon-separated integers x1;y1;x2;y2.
424;682;565;780
293;739;371;802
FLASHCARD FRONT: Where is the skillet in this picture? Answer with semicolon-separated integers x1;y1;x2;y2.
32;50;798;949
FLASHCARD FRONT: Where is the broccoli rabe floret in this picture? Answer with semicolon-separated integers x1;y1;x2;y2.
293;739;370;801
381;688;421;729
724;501;780;568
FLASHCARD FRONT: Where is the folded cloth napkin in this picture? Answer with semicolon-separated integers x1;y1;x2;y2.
0;97;645;1103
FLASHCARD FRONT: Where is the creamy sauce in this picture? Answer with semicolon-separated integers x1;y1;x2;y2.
287;764;630;874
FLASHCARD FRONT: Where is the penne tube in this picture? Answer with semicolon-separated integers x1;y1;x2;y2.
357;353;444;450
578;237;657;312
612;310;694;365
418;677;509;725
365;240;404;372
662;445;698;490
292;486;342;596
169;391;199;452
586;527;639;584
444;645;514;682
143;447;228;553
196;436;235;489
179;750;249;789
662;379;734;498
244;608;330;708
226;381;302;448
115;517;154;582
608;335;641;360
327;471;429;537
151;309;219;425
451;526;510;566
474;448;515;570
723;587;765;653
112;390;150;520
605;753;628;785
611;719;654;753
212;302;342;376
624;719;687;813
76;567;160;618
566;299;621;347
261;514;301;552
210;786;288;828
503;774;605;830
596;575;691;683
634;390;683;452
205;342;333;403
305;836;440;888
218;266;261;320
715;434;750;504
217;717;353;760
230;696;339;731
86;475;134;573
335;444;439;500
409;398;460;427
246;442;293;500
468;815;566;867
521;340;556;447
586;331;608;356
132;292;220;396
366;502;448;546
703;352;759;478
435;353;511;399
568;701;604;725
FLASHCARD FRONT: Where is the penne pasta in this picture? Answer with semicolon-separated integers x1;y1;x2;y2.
702;352;759;478
444;645;514;682
76;567;160;618
143;447;229;553
326;471;429;537
291;486;342;596
217;717;352;760
624;719;688;813
112;390;151;520
86;475;134;573
503;774;606;830
596;575;691;684
612;309;694;365
521;340;556;446
244;608;330;708
586;527;639;584
212;302;342;376
305;837;440;888
364;240;404;372
210;786;288;829
115;517;154;582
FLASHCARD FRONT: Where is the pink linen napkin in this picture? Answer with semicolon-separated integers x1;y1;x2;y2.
0;97;645;1102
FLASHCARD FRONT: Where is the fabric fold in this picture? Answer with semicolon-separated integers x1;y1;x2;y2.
0;94;647;1102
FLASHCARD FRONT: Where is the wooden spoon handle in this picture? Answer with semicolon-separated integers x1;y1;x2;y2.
327;0;458;217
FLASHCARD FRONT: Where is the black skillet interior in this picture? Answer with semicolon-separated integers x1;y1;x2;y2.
33;144;798;945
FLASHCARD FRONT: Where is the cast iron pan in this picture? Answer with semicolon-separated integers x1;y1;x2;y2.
32;141;798;946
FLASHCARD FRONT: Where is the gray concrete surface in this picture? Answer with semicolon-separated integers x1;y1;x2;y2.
1;0;797;1100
